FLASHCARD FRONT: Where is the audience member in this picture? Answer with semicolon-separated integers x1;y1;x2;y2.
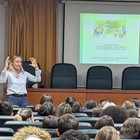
13;126;51;140
72;101;82;113
92;107;103;117
95;126;120;140
40;93;53;104
57;114;79;136
33;104;41;112
38;102;53;116
55;102;72;117
120;117;140;139
59;129;90;140
14;108;34;121
0;101;13;115
121;100;136;110
42;115;58;128
131;98;140;108
94;115;114;129
127;109;138;117
85;100;97;109
100;106;129;123
65;97;76;107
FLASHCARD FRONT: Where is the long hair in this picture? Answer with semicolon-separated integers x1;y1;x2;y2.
8;54;24;73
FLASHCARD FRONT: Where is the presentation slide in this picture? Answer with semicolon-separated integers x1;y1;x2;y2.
80;13;140;64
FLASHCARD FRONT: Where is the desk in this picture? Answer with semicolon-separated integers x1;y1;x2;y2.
4;88;140;107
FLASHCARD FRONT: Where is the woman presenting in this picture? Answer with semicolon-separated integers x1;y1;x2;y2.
0;54;41;107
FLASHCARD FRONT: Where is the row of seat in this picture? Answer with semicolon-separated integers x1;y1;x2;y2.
51;64;140;90
22;61;140;89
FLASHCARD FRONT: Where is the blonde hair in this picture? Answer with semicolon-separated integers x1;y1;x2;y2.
12;126;51;140
122;101;136;110
14;109;33;121
8;54;24;73
95;126;120;140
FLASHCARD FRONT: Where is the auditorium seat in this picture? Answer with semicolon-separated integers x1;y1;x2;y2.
0;137;13;140
22;61;43;88
122;67;140;90
80;129;99;138
4;121;42;132
78;117;99;128
79;122;92;129
0;116;14;126
0;128;14;136
86;66;112;89
50;63;77;88
72;113;88;117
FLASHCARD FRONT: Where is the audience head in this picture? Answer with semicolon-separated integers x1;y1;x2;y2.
120;117;140;139
72;101;82;113
85;100;97;109
42;115;58;128
121;100;136;110
14;108;34;121
92;107;103;117
33;104;41;112
40;93;53;104
127;109;138;117
13;126;51;140
57;114;79;136
94;115;114;129
55;102;72;117
0;101;13;115
59;129;90;140
65;97;76;107
95;126;120;140
100;106;129;123
131;98;140;108
37;102;54;116
100;99;109;107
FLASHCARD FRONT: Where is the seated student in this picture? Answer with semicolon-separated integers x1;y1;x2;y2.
59;129;90;140
65;97;76;107
13;126;51;140
72;101;82;113
121;100;136;110
131;98;140;108
57;114;79;136
94;115;114;129
55;102;72;117
33;104;42;112
95;126;120;140
14;108;34;121
37;102;54;116
42;115;58;128
120;117;140;139
127;109;138;118
39;93;53;104
100;106;129;123
85;100;97;109
0;101;13;115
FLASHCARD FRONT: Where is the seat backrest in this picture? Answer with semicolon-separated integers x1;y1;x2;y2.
51;63;77;88
79;122;92;129
22;61;42;88
4;121;42;132
86;66;112;89
0;128;14;136
80;129;99;138
0;116;14;126
78;117;99;128
122;67;140;90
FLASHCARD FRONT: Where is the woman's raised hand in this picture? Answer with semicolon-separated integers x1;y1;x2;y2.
29;57;39;70
4;56;10;71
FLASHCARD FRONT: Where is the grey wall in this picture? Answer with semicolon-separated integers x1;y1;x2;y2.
0;1;8;99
